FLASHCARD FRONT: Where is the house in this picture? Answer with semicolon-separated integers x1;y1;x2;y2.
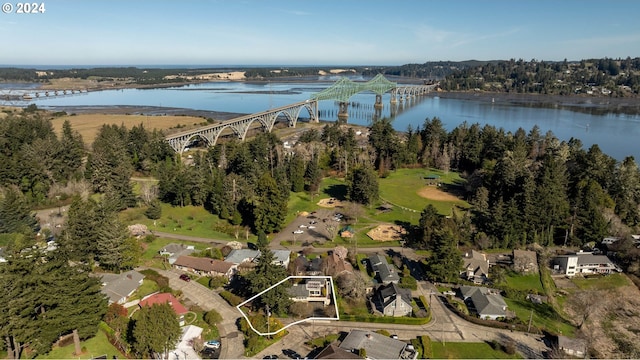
338;329;418;359
224;249;261;265
158;243;195;265
373;282;412;317
322;251;354;277
170;325;203;360
553;251;620;277
462;250;490;284
173;255;237;279
288;278;332;306
292;256;323;276
139;293;188;326
368;253;400;284
314;343;361;359
100;270;145;305
271;249;291;268
512;249;538;274
460;286;508;320
557;335;587;358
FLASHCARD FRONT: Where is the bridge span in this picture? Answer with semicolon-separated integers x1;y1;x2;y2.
165;76;437;153
165;99;318;153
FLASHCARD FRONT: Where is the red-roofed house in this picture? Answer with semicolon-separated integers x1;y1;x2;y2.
139;293;188;325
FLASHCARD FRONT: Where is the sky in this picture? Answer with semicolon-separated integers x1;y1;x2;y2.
2;0;640;66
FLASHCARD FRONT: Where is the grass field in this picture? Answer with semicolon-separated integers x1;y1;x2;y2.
121;203;241;242
571;273;630;290
431;342;521;359
50;113;208;144
504;273;545;293
504;298;575;336
378;168;469;216
38;330;120;359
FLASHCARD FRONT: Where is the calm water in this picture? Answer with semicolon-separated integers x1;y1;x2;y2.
4;81;640;161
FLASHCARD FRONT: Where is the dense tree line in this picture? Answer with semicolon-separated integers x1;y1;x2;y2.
439;57;640;96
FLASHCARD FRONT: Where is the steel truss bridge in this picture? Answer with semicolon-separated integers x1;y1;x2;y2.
165;75;436;153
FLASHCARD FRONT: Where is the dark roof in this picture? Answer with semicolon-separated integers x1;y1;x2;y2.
368;254;400;283
100;270;144;303
460;286;507;317
174;255;235;273
576;253;614;266
378;282;412;306
339;329;408;360
315;343;360;359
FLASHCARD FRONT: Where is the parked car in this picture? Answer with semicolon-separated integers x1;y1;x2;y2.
308;225;316;229
179;274;191;282
263;355;279;359
282;349;302;359
204;340;220;349
293;229;304;234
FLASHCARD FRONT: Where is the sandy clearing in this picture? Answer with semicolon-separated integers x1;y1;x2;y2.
366;224;407;242
317;198;344;208
416;186;462;202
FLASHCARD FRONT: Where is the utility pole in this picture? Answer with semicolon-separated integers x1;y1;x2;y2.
527;309;534;333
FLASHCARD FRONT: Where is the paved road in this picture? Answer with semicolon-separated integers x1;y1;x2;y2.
150;268;245;359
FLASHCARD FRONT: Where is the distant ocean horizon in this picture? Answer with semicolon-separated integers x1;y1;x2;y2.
0;64;389;70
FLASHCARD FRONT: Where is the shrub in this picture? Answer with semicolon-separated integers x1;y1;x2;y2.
144;200;162;220
209;276;229;289
375;329;391;337
220;290;242;307
204;310;222;326
421;335;433;359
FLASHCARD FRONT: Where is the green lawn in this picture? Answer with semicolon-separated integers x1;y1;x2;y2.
378;168;469;216
120;204;241;242
504;273;544;293
504;298;575;336
571;273;630;290
38;330;120;359
432;342;521;359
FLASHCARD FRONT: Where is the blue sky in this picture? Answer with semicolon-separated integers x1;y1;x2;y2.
2;0;640;66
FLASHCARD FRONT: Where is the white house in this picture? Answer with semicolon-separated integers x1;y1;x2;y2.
553;251;620;277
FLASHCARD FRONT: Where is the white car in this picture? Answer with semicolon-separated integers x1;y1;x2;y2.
293;230;304;234
299;224;307;228
308;225;316;229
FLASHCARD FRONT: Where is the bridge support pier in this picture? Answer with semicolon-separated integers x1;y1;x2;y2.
338;101;349;123
374;94;383;109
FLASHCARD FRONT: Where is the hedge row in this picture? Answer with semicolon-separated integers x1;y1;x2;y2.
339;314;430;325
219;290;243;307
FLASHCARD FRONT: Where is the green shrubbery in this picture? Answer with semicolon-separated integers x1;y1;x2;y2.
219;290;242;307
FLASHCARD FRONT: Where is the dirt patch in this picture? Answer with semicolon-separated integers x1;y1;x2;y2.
416;186;461;202
366;224;407;242
317;198;344;208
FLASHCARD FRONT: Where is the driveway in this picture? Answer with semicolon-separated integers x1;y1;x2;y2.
152;268;245;359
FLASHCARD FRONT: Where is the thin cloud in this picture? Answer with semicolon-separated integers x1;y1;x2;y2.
284;9;310;16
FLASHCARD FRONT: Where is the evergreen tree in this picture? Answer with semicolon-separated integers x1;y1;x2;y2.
58;119;85;180
0;253;107;358
133;303;181;359
0;187;38;234
253;173;287;234
244;248;291;314
288;153;306;192
427;229;462;283
145;199;162;220
346;166;379;205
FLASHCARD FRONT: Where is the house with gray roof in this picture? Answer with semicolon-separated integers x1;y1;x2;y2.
460;286;508;320
158;243;195;265
271;249;291;267
100;270;145;305
553;250;620;277
368;253;400;284
373;282;412;317
338;329;418;359
224;249;261;265
287;278;332;306
292;256;323;276
462;250;490;284
314;343;360;359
